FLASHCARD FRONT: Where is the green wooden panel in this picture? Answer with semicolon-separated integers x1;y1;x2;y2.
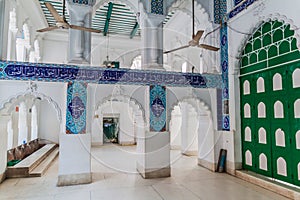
268;45;278;58
258;49;267;61
273;29;283;43
253;39;261;50
263;34;272;47
262;22;271;34
272;21;283;29
279;41;290;54
245;43;253;54
284;25;294;38
240;61;267;75
241;20;300;186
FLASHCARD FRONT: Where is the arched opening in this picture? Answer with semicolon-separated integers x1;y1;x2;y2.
273;73;282;91
244;126;251;142
181;62;187;73
257;77;265;93
277;157;287;176
0;92;63;146
130;55;141;70
259;153;268;171
274;101;284;118
169;98;214;171
91;94;146;174
93;95;145;146
258;102;266;118
170;102;198;156
245;150;252;166
243;80;250;95
258;127;267;144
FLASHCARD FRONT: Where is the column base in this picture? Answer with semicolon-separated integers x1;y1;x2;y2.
119;141;136;146
198;158;217;172
57;172;92;186
0;172;6;183
145;63;165;71
137;162;170;179
182;150;198;156
68;57;89;65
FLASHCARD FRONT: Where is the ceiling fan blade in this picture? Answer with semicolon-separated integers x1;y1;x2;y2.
37;26;59;32
193;30;204;43
45;2;64;22
198;44;220;51
69;25;101;33
164;45;190;54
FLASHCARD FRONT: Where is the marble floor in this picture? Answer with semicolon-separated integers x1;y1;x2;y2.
0;144;289;200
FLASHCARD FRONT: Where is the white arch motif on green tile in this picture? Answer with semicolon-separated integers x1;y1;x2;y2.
240;19;300;186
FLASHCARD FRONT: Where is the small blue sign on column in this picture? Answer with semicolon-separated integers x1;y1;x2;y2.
150;85;166;132
66;81;87;134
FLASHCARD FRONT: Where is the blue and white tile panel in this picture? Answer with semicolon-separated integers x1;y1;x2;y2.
228;0;258;19
150;85;166;132
0;61;222;89
66;81;87;134
151;0;164;15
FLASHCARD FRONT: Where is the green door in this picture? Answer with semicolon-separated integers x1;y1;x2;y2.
240;20;300;186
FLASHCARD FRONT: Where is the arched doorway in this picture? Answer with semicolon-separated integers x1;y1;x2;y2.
91;93;146;174
92;94;145;146
240;20;300;186
169;97;215;171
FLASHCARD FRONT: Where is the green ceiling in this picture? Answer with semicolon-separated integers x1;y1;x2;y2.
38;0;174;38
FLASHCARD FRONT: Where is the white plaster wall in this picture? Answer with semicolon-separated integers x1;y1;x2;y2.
170;107;181;149
41;32;68;64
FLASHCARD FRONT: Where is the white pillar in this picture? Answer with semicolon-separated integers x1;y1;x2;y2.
136;86;170;178
0;0;5;59
0;115;10;183
91;113;103;146
58;81;91;186
67;2;94;64
140;7;165;70
7;8;18;61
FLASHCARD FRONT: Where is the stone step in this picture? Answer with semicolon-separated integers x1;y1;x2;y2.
7;144;57;178
29;147;59;177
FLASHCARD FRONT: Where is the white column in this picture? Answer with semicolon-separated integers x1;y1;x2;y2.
140;8;165;70
91;113;103;146
67;3;93;64
0;0;5;59
7;8;18;61
180;103;188;154
0;115;10;183
136;86;170;179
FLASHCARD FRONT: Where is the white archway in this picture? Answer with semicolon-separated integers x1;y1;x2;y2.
169;97;215;171
0;92;63;145
93;94;145;146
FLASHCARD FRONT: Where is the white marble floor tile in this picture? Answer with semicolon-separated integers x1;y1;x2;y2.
0;145;291;200
91;186;163;200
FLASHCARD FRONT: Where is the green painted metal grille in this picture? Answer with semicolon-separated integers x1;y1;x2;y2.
240;20;300;186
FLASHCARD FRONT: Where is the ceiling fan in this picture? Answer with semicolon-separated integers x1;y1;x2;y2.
164;0;219;54
37;0;101;33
